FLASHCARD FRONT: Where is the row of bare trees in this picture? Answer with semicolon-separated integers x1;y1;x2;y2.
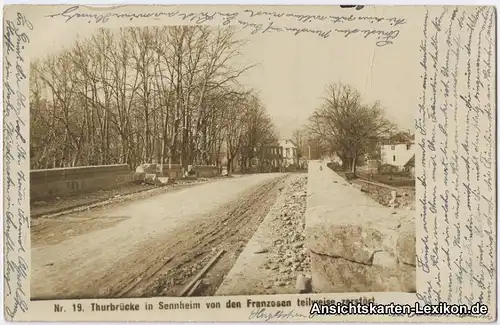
300;82;395;174
30;26;278;171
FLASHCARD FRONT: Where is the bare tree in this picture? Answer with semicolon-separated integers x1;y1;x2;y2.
308;82;395;174
292;127;309;162
29;26;276;173
238;94;278;170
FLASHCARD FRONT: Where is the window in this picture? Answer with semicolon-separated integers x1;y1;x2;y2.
391;145;395;150
286;148;290;157
393;155;396;162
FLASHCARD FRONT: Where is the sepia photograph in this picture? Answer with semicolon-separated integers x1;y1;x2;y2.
4;4;496;322
28;22;416;301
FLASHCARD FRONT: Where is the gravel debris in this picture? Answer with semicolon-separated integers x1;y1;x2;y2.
259;175;311;293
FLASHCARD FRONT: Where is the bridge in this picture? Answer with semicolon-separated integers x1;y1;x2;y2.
31;161;415;300
30;163;219;201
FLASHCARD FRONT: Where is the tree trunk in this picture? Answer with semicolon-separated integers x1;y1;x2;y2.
351;155;357;175
227;152;232;173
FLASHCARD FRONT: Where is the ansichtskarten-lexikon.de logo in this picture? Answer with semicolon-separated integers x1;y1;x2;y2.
309;301;489;316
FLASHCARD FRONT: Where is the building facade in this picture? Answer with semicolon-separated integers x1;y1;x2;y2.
380;133;415;170
278;139;298;167
256;145;283;172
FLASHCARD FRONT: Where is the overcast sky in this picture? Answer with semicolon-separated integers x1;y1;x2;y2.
29;6;419;139
234;28;419;138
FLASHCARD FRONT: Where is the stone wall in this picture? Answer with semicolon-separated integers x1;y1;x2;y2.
30;164;135;201
134;163;219;179
31;163;220;201
305;160;416;293
194;165;220;178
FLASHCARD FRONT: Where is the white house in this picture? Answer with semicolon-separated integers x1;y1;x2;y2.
380;133;415;170
278;139;297;167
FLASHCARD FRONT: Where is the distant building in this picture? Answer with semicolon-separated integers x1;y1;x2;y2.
278;139;298;167
380;132;415;170
256;145;283;172
404;154;415;178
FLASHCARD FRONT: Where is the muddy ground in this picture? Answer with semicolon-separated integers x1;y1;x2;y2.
31;174;289;300
215;174;311;296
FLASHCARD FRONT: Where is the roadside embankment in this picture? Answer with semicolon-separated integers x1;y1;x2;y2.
305;161;416;293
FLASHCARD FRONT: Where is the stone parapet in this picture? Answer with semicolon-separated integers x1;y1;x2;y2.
305;161;416;293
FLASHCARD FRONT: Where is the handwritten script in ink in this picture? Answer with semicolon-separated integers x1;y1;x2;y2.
3;11;32;320
416;6;495;320
44;6;406;47
248;308;317;321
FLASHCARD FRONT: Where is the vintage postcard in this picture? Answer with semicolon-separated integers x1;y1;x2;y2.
3;4;497;322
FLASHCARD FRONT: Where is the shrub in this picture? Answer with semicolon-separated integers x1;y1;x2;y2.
378;164;399;174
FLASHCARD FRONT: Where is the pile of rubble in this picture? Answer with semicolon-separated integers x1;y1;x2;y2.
260;175;312;292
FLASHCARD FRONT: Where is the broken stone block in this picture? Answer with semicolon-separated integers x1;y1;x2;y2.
136;163;162;174
144;173;158;185
133;172;146;184
388;190;397;207
295;274;312;293
184;165;197;177
157;177;173;185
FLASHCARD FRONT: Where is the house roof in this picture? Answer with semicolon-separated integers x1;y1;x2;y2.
279;139;297;147
380;132;414;145
404;154;415;167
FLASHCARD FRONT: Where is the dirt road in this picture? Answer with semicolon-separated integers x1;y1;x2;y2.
31;173;289;300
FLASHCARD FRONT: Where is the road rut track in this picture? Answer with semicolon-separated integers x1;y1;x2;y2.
69;174;289;299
